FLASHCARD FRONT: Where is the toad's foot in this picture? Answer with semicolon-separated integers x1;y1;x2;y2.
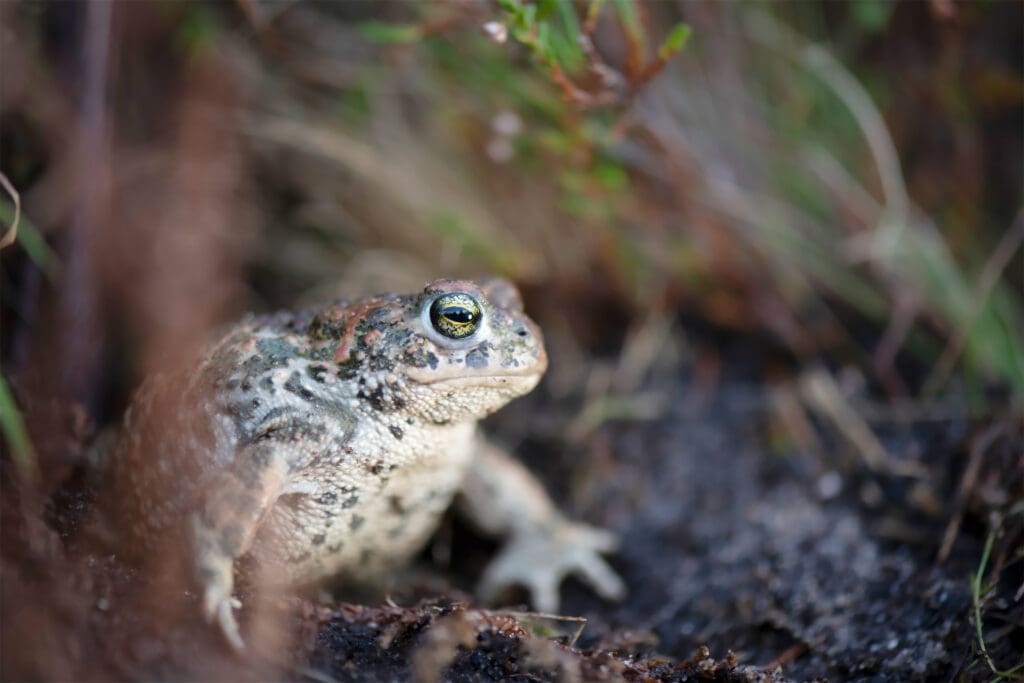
476;520;625;613
194;518;246;651
201;578;245;652
203;593;243;651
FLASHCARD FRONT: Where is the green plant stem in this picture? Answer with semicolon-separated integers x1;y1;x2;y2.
0;372;38;480
972;519;1024;680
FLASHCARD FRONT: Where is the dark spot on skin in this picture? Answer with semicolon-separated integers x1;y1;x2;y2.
310;348;332;362
317;492;338;505
389;425;404;440
387;526;404;539
350;515;365;531
240;352;282;380
358;385;391;412
284;371;315;401
431;418;451;426
226;378;240;391
241;381;252;392
307;364;329;382
427;352;439;369
406;417;414;425
388;496;404;515
260;375;275;392
342;494;360;509
465;347;489;369
369;462;384;475
257;338;298;363
252;397;263;409
308;312;347;341
327;543;343;554
360;549;373;564
311;533;325;546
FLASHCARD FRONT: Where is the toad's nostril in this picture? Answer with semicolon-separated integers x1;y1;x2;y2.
516;327;529;337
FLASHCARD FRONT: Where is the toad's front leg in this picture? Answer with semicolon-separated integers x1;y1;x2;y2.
458;434;625;612
191;438;294;651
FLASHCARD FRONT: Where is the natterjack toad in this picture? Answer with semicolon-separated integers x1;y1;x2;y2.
101;278;624;649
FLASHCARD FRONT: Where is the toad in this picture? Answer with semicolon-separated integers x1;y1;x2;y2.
101;278;624;649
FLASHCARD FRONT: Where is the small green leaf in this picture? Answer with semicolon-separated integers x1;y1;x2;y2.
0;373;36;479
177;5;220;53
553;0;584;65
611;0;645;47
536;0;557;22
357;21;421;45
535;21;553;61
850;0;893;33
499;0;528;29
595;160;628;190
522;3;537;28
558;169;588;192
658;23;691;62
537;129;574;154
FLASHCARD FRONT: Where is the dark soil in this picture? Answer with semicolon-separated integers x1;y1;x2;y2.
3;343;1020;682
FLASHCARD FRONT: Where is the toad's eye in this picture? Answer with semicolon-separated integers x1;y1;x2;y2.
429;293;482;339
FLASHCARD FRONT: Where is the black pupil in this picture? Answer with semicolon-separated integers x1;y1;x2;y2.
442;306;474;324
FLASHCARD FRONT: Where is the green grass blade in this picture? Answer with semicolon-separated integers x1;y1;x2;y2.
0;372;37;479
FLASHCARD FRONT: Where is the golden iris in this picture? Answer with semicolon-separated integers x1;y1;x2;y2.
429;293;482;339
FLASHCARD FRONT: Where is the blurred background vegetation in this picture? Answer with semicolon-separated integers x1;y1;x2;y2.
1;0;1022;468
1;2;1023;679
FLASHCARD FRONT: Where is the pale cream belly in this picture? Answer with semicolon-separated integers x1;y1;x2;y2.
249;429;476;585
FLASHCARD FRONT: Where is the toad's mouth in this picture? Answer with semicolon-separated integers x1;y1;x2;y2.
405;345;548;387
424;372;542;387
409;368;545;391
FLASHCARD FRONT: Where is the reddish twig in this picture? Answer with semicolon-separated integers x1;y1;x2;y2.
937;423;1007;563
